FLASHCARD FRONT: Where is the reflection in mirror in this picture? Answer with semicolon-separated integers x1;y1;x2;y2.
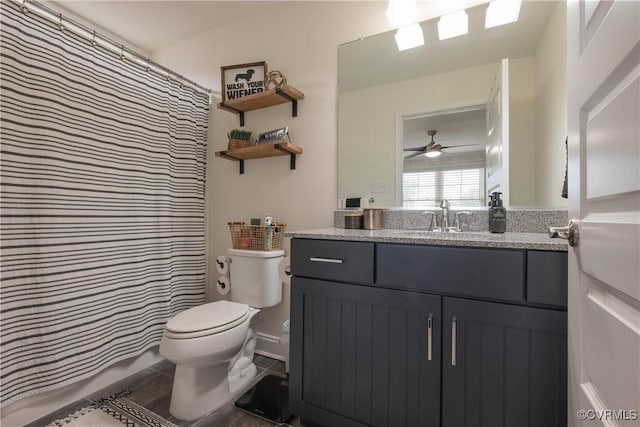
403;108;486;208
338;1;568;209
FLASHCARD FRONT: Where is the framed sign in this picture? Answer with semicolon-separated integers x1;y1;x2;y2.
257;127;289;144
221;61;267;103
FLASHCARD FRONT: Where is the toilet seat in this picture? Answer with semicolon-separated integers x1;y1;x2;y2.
165;300;250;339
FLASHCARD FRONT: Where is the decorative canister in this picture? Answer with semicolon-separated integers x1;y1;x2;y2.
363;208;384;230
344;213;363;229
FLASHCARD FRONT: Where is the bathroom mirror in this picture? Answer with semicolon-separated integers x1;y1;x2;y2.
338;1;568;208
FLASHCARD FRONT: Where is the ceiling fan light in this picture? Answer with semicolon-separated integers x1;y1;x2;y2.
438;10;468;40
485;0;522;29
394;23;424;51
425;150;441;158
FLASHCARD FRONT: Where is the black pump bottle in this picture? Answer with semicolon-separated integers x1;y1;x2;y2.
488;191;507;233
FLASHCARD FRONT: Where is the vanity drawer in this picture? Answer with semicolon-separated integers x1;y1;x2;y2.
376;243;525;302
526;251;568;307
291;239;374;285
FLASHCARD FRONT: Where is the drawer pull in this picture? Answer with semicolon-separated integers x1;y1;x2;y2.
451;317;457;367
427;315;433;361
309;257;344;264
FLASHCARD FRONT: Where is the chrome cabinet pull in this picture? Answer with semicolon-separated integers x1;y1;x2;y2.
451;317;457;366
427;315;433;361
309;257;344;264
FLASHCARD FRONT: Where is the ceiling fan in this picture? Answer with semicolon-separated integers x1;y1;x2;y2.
404;130;479;159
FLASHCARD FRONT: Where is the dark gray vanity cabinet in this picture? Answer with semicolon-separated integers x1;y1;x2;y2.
442;297;567;427
290;277;441;427
290;238;567;427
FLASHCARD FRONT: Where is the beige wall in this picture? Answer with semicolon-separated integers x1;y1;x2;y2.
509;56;537;206
152;2;390;343
535;1;568;207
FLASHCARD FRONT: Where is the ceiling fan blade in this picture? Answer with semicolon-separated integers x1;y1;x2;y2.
404;151;424;160
404;146;427;152
441;144;480;149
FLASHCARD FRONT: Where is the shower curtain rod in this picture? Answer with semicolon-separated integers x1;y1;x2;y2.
10;0;212;102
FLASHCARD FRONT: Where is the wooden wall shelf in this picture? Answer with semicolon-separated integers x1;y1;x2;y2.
215;141;303;174
217;85;304;126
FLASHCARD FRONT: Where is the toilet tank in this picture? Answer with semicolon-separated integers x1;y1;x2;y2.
227;249;285;308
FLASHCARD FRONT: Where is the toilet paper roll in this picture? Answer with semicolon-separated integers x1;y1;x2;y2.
215;256;229;275
278;257;291;285
216;276;230;296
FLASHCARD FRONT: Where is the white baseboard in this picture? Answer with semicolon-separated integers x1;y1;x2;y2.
255;332;285;362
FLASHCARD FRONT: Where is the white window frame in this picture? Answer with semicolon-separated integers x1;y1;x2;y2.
403;167;486;208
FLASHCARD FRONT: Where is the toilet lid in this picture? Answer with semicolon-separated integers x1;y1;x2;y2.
166;300;249;334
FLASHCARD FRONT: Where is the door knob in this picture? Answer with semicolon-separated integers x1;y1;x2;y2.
549;219;579;247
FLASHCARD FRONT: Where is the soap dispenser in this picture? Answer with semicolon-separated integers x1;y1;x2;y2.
488;191;506;233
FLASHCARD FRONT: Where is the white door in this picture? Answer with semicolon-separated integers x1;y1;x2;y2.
567;0;640;426
485;58;509;206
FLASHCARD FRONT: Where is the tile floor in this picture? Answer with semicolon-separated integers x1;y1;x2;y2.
27;355;303;427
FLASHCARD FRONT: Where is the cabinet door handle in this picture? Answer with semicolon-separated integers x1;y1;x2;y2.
451;317;457;367
309;257;343;264
427;315;433;361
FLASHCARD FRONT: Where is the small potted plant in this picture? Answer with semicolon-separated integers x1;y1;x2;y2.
227;129;253;150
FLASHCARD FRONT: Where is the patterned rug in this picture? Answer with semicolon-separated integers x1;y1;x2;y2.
46;391;178;427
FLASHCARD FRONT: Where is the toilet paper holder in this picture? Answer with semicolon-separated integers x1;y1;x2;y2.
216;257;231;268
216;275;231;295
278;257;291;285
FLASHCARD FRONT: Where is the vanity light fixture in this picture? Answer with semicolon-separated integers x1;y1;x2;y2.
485;0;522;29
437;10;469;40
386;0;419;28
394;23;425;51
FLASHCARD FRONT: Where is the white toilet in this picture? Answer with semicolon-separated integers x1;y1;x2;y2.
159;248;284;421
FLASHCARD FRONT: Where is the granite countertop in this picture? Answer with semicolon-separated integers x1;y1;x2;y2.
285;228;568;251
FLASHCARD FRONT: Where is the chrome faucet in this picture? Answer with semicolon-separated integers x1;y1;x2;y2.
421;211;435;231
439;199;450;231
455;211;472;231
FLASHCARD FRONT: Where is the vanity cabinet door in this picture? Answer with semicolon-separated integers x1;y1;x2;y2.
291;277;442;427
442;297;567;427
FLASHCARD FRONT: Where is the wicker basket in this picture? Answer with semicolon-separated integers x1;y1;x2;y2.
228;222;286;251
227;139;251;150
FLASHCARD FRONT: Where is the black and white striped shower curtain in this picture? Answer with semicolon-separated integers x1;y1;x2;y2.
0;2;209;406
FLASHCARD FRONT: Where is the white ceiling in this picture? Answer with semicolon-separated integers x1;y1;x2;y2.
339;0;556;92
51;0;494;56
51;1;277;54
48;1;553;82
